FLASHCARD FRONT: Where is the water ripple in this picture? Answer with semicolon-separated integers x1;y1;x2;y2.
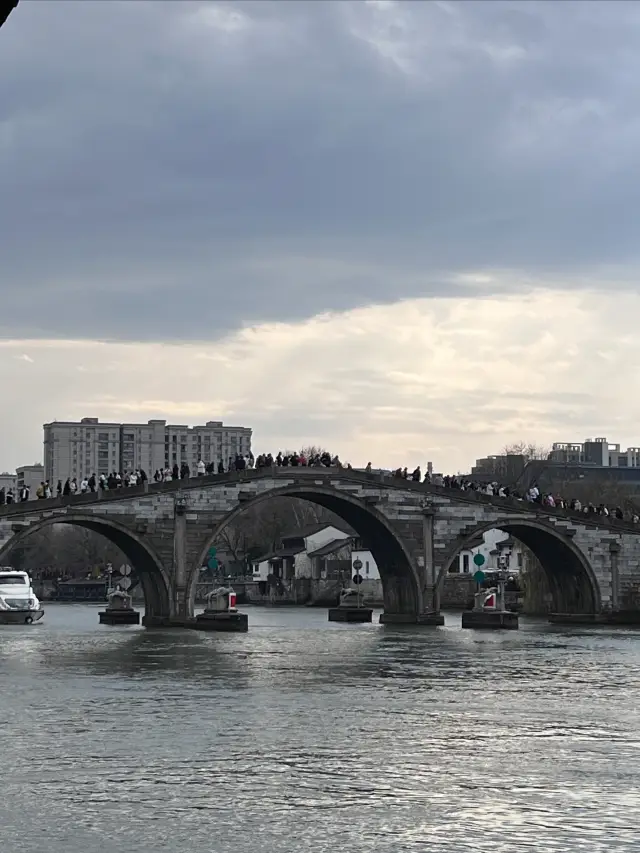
1;606;640;852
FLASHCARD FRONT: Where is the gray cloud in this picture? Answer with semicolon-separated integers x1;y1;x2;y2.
2;0;640;341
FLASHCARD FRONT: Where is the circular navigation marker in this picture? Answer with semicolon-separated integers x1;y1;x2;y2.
207;557;219;571
473;553;486;567
352;574;363;585
208;546;217;558
353;558;363;572
119;564;132;576
473;570;486;584
117;577;132;591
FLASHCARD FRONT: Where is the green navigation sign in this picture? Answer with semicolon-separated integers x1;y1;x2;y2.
208;546;217;558
208;558;219;571
473;553;486;567
473;570;485;584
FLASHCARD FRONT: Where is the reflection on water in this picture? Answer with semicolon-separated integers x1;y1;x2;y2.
1;604;639;852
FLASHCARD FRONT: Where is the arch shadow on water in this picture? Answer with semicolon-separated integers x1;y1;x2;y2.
49;629;254;683
438;517;601;614
187;484;424;618
0;514;171;621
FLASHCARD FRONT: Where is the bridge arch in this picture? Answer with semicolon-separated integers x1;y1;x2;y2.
437;516;601;614
0;513;171;620
188;483;423;618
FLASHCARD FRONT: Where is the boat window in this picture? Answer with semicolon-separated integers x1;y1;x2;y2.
0;575;27;585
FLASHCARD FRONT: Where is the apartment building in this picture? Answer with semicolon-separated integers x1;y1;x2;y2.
0;472;16;493
0;465;45;498
549;437;640;468
16;464;45;492
44;418;252;483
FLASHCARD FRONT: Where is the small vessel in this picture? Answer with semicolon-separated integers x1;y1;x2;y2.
0;568;44;624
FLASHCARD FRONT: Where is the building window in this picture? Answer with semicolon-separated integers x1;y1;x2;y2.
365;561;369;575
462;554;470;573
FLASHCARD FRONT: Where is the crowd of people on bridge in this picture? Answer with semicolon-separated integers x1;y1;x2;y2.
254;451;343;468
3;447;640;526
389;466;640;525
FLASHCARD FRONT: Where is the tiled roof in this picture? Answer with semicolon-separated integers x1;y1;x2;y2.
307;537;353;558
252;551;276;564
273;545;305;558
281;522;355;540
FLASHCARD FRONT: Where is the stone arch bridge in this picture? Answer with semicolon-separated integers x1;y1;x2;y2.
0;468;639;625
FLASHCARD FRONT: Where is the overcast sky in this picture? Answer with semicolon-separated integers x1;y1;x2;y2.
2;0;640;473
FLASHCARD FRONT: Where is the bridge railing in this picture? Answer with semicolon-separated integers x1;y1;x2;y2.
0;465;637;534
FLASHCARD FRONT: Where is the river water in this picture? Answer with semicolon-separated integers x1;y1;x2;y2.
1;605;639;852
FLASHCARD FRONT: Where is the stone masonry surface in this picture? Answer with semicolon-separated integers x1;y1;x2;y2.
0;468;639;619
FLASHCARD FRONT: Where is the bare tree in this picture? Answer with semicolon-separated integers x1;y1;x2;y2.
5;524;127;576
216;524;249;565
212;496;343;562
299;445;329;459
503;442;551;460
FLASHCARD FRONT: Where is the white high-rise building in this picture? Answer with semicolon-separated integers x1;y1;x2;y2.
43;418;252;484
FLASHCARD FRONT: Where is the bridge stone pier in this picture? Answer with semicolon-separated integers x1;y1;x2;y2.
0;468;639;626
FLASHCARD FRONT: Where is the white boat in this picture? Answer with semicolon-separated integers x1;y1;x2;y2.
0;568;44;624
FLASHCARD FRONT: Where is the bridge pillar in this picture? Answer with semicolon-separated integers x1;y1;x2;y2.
421;507;440;615
379;574;421;622
169;495;191;622
610;542;620;612
379;508;444;625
